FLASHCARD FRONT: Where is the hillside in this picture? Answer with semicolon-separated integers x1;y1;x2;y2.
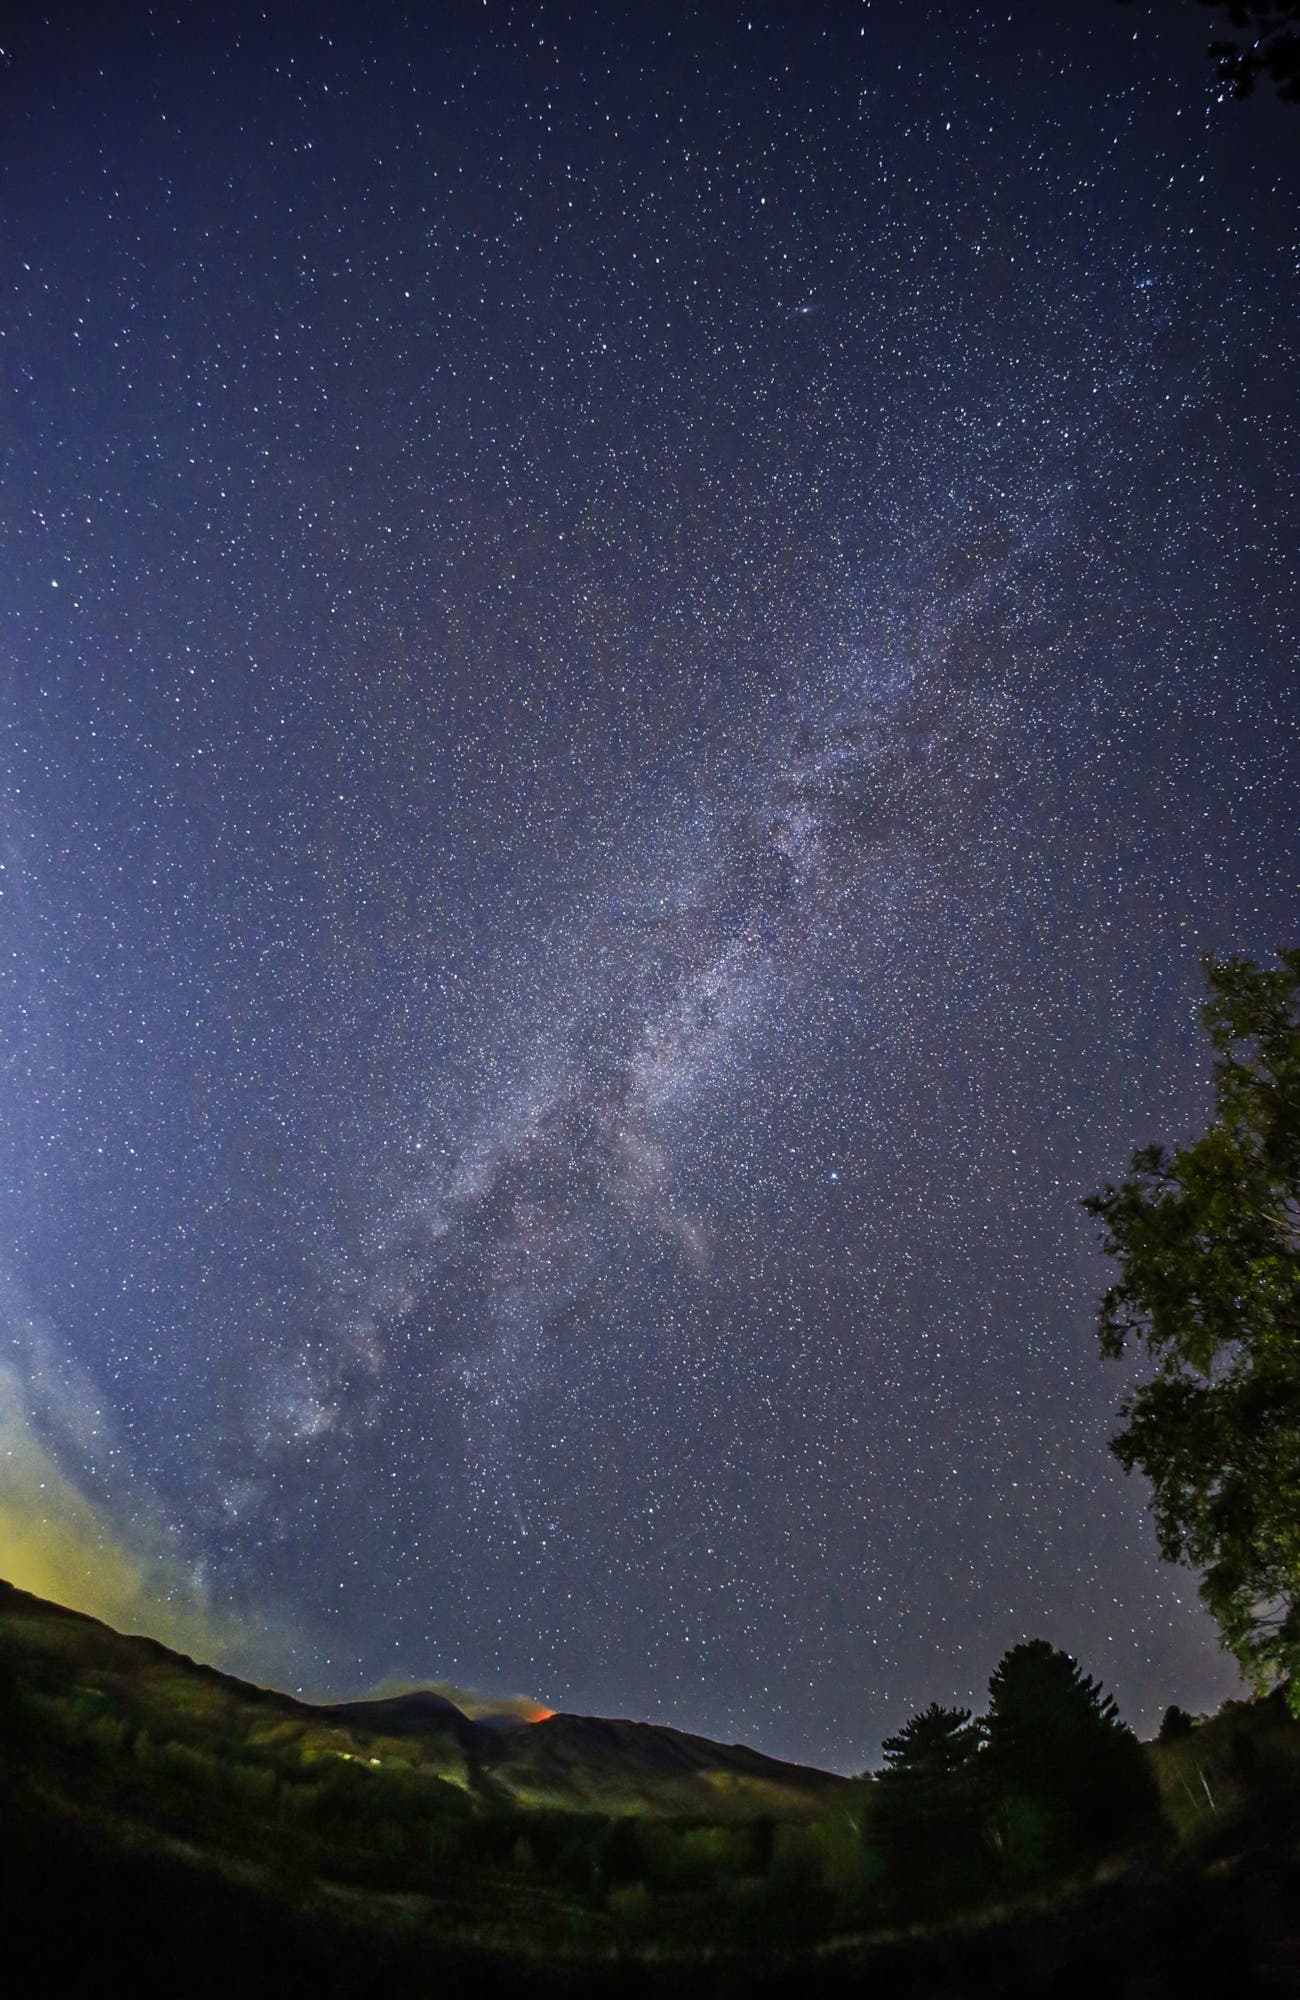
484;1710;847;1817
0;1578;847;1819
6;1577;1300;1996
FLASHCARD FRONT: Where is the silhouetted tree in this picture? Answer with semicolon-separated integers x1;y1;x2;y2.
1200;1;1300;100
1158;1704;1197;1743
1085;951;1300;1704
1120;0;1300;102
984;1641;1158;1876
872;1702;990;1916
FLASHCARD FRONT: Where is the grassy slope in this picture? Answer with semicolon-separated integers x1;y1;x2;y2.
0;1578;843;1818
487;1711;849;1817
0;1578;867;1965
4;1578;1300;1995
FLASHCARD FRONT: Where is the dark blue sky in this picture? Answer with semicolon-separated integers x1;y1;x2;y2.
1;0;1297;1769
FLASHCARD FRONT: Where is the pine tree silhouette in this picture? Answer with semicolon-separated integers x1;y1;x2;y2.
984;1641;1158;1873
873;1703;990;1915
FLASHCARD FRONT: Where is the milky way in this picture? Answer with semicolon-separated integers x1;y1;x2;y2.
2;2;1298;1768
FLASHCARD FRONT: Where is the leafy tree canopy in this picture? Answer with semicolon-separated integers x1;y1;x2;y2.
1120;1;1300;103
1085;950;1300;1703
1200;0;1300;102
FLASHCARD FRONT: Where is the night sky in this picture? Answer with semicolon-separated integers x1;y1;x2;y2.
2;1;1297;1773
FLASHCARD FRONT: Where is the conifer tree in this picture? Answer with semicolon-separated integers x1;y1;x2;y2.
983;1641;1157;1872
872;1702;989;1915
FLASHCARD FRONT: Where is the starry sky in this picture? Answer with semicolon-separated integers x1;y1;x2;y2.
1;0;1297;1772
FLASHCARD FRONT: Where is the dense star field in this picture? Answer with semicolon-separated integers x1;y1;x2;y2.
1;1;1297;1771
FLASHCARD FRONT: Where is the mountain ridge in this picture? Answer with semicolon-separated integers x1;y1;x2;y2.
0;1577;849;1818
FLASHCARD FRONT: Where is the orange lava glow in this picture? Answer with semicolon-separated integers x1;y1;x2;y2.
527;1706;556;1723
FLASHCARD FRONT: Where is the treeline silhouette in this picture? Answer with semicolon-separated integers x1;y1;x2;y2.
870;1641;1157;1921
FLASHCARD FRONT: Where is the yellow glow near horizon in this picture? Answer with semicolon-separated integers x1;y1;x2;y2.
0;1368;233;1663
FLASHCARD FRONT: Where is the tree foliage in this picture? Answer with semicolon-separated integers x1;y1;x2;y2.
1085;950;1300;1702
1158;1703;1197;1743
984;1641;1157;1868
1199;0;1300;102
1120;1;1300;103
873;1702;988;1914
870;1645;1155;1909
876;1702;983;1825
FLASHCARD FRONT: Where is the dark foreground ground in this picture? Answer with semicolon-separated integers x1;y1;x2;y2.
6;1785;1300;1999
5;1581;1300;1996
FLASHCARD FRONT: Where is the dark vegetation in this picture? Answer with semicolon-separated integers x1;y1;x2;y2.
1120;1;1300;103
1087;952;1300;1702
1200;0;1296;100
5;1579;1300;1995
1194;0;1300;101
0;1580;872;1972
871;1643;1159;1925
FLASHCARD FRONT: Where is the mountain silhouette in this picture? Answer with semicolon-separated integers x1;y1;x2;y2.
0;1578;846;1818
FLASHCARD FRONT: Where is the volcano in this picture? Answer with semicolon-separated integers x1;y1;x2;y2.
0;1579;848;1819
